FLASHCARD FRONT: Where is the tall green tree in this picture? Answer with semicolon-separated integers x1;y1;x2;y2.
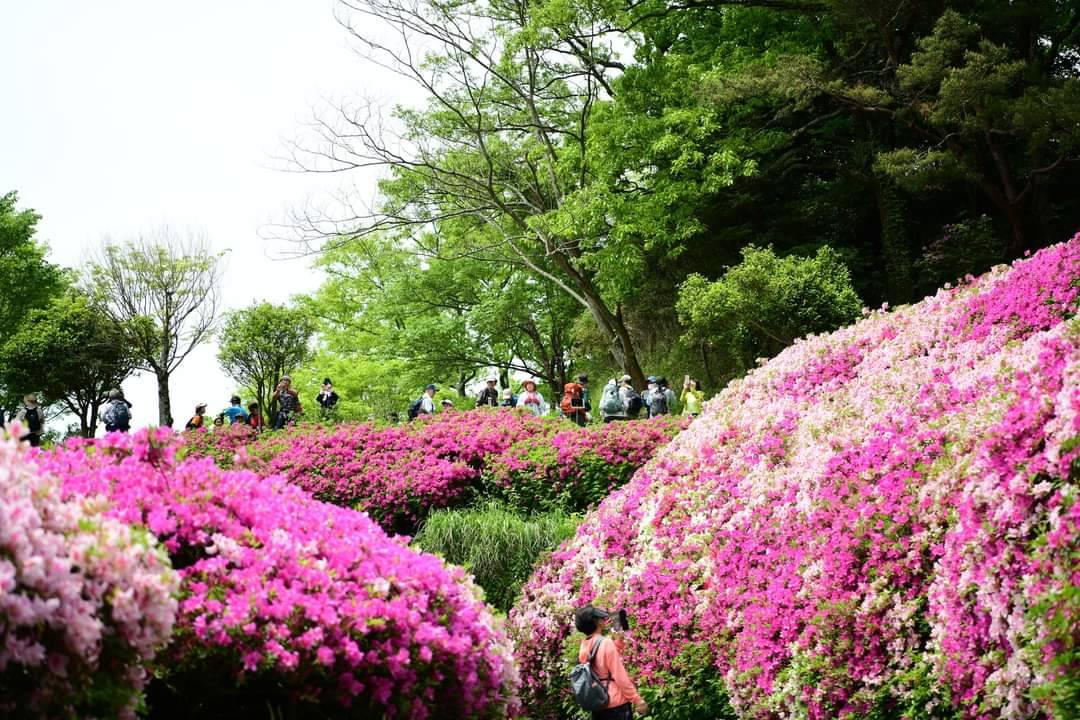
0;293;140;437
293;0;751;387
0;192;66;413
87;228;223;427
305;231;578;414
217;302;316;422
677;245;863;375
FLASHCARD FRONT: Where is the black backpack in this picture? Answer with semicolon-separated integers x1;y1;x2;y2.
24;407;42;434
624;389;643;418
649;389;669;416
407;397;424;420
104;401;131;431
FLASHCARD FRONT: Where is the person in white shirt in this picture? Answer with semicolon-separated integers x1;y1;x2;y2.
420;383;438;415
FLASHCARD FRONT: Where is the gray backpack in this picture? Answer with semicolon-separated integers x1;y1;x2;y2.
570;636;610;710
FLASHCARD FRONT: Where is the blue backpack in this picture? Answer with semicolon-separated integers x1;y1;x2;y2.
570;637;610;710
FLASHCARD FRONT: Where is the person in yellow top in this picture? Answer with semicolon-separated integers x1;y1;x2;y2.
681;377;704;418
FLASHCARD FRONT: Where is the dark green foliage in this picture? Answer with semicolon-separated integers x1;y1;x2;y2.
677;245;863;371
413;503;580;612
0;293;139;437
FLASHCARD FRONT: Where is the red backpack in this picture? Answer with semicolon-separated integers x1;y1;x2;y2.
560;382;585;415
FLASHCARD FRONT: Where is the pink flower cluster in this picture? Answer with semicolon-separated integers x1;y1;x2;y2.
0;428;178;719
510;236;1080;720
36;430;520;718
184;410;682;533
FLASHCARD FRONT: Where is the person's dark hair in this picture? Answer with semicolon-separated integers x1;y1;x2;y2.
577;373;588;384
323;377;332;385
657;376;669;388
248;402;260;411
230;395;241;404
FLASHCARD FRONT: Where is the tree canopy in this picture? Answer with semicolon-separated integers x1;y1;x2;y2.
217;302;316;421
294;0;1079;392
0;192;66;409
86;228;223;427
0;293;140;437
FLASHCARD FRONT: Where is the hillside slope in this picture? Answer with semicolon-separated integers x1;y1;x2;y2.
510;237;1080;720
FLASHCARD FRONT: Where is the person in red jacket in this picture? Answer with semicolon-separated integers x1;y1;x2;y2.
575;605;648;719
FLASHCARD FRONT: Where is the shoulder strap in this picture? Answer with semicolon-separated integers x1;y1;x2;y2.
588;636;612;681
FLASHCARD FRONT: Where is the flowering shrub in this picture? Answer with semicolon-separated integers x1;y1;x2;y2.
0;428;177;719
37;431;520;719
184;410;682;534
510;237;1080;720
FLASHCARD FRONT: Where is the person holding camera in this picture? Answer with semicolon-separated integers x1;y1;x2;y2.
575;605;648;719
272;375;301;430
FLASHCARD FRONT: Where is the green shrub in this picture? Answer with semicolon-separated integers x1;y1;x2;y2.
413;503;580;612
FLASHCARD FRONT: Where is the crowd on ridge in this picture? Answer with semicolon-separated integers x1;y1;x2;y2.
4;371;703;445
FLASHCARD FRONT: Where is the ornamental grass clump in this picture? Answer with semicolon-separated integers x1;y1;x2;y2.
37;430;520;719
0;428;178;720
510;236;1080;720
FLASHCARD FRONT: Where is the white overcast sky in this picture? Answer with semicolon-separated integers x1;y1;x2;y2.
1;0;406;429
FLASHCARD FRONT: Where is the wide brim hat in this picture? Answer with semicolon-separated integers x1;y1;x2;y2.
522;379;537;389
619;374;632;383
573;604;611;632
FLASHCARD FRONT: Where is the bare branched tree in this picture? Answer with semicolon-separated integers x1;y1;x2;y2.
86;227;224;426
284;0;649;386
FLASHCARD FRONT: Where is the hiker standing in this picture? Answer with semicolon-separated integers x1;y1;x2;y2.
185;403;208;431
561;373;591;427
518;379;548;417
575;605;647;719
247;402;264;432
681;378;704;418
600;379;626;423
619;375;643;419
272;376;301;429
13;393;45;447
408;384;438;420
223;395;249;425
102;389;132;434
476;375;500;407
316;378;339;417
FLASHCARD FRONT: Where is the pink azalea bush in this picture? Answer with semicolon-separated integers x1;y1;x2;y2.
510;236;1080;720
183;411;683;534
37;430;520;719
0;428;178;719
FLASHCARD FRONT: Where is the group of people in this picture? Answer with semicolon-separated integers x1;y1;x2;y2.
410;372;705;425
3;376;343;445
182;377;341;432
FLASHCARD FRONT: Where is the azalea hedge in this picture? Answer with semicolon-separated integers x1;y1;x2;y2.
32;431;520;719
0;431;178;720
510;237;1080;720
182;411;683;535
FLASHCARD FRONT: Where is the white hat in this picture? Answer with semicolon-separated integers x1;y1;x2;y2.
619;374;632;383
486;375;498;383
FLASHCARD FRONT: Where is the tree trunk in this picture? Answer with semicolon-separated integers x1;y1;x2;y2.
156;371;172;427
874;176;914;303
86;403;100;438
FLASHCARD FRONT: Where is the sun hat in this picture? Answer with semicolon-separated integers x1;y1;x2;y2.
574;604;611;633
522;378;537;389
230;395;242;404
195;402;207;411
619;374;632;383
501;388;513;399
425;383;438;392
441;398;455;406
486;375;498;383
647;375;657;383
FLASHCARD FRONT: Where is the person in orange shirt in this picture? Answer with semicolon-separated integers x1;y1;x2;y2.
575;605;648;719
